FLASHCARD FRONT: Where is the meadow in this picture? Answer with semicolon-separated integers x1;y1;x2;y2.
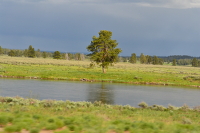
0;97;200;133
1;56;200;132
1;56;200;87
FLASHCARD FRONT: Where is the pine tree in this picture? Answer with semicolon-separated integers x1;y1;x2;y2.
87;30;122;73
27;45;35;58
53;51;61;59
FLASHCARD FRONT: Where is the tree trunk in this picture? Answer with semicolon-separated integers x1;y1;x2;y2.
102;66;106;73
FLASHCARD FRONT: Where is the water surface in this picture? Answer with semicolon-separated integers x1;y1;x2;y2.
0;78;200;107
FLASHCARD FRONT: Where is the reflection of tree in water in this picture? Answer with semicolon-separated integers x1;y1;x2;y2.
87;83;114;104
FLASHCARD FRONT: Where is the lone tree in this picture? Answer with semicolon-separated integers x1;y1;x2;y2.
87;30;122;73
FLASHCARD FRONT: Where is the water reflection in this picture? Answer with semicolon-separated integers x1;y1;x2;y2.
87;83;114;104
1;78;200;107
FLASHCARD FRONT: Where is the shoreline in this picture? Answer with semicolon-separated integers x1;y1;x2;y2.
1;74;200;89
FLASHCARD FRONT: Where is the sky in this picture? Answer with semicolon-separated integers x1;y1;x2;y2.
1;0;200;56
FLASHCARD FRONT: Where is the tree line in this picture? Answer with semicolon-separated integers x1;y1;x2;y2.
0;45;86;61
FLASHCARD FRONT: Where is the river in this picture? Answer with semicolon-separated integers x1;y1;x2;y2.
0;78;200;107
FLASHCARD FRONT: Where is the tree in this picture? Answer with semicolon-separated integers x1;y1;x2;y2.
27;45;35;58
172;59;177;66
68;53;74;60
0;46;2;55
146;55;152;64
42;52;47;58
152;56;158;65
53;51;61;59
140;53;146;64
192;58;198;67
36;49;41;58
65;53;69;60
8;50;15;57
87;30;122;73
130;53;137;64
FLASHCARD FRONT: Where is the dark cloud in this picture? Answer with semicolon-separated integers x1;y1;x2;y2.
1;0;200;56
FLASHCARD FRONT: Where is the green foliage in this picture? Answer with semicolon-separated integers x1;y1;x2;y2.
138;102;148;108
27;45;36;58
0;116;9;125
8;50;16;57
87;30;122;73
53;51;61;59
129;53;137;63
42;52;47;58
146;55;152;64
182;118;192;124
177;59;191;66
172;59;177;66
0;46;2;55
140;53;146;64
35;49;41;58
4;125;21;132
192;58;199;67
30;128;40;133
0;97;200;132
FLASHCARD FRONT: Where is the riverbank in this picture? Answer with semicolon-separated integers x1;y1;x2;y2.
1;56;200;88
0;97;200;133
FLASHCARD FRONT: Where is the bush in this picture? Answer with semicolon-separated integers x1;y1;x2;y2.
0;115;9;125
182;118;192;124
30;128;40;133
4;125;21;132
138;102;148;108
179;104;190;111
149;105;167;111
168;104;178;110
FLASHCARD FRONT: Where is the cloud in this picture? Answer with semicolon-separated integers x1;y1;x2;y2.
1;0;200;56
3;0;200;9
135;0;200;9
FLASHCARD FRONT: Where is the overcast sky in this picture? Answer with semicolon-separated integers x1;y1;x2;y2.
1;0;200;56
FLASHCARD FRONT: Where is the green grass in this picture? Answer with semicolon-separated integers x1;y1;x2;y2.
1;56;200;87
0;97;200;132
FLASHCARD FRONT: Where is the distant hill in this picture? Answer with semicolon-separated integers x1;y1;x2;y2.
159;55;200;61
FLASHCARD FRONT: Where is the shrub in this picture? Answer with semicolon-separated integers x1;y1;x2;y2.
138;102;148;108
4;125;21;132
30;128;40;133
179;104;191;111
45;123;58;130
193;106;200;112
0;115;9;125
168;104;178;110
182;118;192;124
149;104;167;111
48;118;54;123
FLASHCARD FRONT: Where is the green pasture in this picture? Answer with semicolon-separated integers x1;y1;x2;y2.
0;56;200;87
0;97;200;133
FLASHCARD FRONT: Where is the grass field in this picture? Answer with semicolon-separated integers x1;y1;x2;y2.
0;97;200;133
1;56;200;132
1;56;200;88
